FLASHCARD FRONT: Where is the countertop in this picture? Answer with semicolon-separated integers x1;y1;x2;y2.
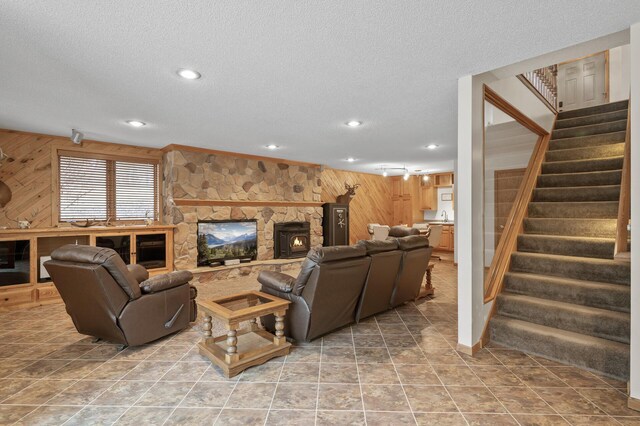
419;221;454;226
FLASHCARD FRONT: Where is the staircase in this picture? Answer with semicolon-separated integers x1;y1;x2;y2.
490;100;631;380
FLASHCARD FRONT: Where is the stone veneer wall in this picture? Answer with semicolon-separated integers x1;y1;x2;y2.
163;149;323;270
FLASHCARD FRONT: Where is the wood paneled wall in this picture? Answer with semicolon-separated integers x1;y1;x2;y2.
321;168;393;244
0;129;162;229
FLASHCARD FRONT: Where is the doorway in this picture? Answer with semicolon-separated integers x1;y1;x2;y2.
557;51;609;111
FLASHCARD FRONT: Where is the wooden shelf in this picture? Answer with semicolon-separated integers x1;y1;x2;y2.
0;224;174;236
0;225;175;311
174;199;323;208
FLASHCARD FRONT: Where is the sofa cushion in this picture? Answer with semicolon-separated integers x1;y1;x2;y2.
357;239;399;255
306;245;367;263
397;235;429;250
292;245;367;295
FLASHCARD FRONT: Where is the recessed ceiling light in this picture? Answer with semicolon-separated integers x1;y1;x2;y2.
266;144;279;150
346;121;362;127
426;144;439;150
177;69;201;80
126;120;146;127
346;157;356;162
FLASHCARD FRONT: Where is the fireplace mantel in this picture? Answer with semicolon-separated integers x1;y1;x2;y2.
174;199;323;207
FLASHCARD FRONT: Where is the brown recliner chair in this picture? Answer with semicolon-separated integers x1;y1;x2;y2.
388;235;433;307
355;239;403;322
44;244;197;347
258;245;370;342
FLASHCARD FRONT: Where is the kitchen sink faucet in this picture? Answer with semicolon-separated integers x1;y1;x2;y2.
441;211;448;223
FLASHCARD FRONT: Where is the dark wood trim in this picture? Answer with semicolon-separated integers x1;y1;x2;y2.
173;199;324;208
162;144;321;168
483;85;549;136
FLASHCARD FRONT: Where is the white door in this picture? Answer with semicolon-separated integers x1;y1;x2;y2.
557;52;608;112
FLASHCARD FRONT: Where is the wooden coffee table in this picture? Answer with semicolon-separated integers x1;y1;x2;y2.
197;290;291;378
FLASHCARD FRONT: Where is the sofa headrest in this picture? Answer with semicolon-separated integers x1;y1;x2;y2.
397;235;429;250
357;239;399;255
306;244;366;264
388;226;420;237
51;244;141;300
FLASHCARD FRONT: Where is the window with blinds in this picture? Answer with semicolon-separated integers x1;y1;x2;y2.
58;153;158;222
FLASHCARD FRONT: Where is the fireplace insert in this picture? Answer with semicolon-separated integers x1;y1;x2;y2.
274;222;311;259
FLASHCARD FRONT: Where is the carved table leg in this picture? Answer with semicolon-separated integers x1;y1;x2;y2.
225;327;239;364
274;310;286;345
203;315;212;339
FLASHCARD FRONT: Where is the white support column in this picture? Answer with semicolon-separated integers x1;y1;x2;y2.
629;22;640;409
457;74;486;353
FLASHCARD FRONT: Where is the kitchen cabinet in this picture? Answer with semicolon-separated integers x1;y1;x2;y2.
434;172;454;187
436;225;455;252
420;179;437;210
390;176;423;226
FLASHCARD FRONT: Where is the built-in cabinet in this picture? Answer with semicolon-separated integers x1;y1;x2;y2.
391;173;456;224
437;224;455;252
0;225;174;311
391;176;423;226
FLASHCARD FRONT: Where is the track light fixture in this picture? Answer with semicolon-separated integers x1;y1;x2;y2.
71;129;84;145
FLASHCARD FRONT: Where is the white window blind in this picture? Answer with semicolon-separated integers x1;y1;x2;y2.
59;154;158;222
59;156;108;221
115;161;157;220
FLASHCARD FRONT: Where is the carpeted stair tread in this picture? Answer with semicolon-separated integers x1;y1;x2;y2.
554;108;627;130
496;293;630;344
536;170;621;188
510;252;630;285
533;185;620;202
541;156;624;174
545;143;625;162
528;201;618;219
490;316;629;379
523;218;616;238
548;131;626;151
551;119;626;140
556;100;628;120
490;101;631;380
504;272;630;313
517;234;615;259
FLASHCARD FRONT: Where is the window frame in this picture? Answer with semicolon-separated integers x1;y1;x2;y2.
54;148;161;225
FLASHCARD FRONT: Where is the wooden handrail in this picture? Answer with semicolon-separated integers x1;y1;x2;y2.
614;101;631;258
479;84;557;346
482;131;552;301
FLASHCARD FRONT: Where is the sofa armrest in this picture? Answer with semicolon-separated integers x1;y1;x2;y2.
140;270;193;294
258;271;296;293
127;264;149;284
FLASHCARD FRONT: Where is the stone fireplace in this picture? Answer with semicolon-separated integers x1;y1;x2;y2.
274;222;311;259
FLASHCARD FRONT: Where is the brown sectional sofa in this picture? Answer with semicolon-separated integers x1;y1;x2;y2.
259;232;433;342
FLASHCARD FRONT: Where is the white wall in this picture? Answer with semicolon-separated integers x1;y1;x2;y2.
610;44;631;102
457;74;487;350
487;76;556;132
629;22;640;406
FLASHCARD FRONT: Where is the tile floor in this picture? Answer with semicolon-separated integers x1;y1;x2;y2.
0;262;638;425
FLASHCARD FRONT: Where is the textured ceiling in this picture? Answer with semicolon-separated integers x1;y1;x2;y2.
1;1;640;175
